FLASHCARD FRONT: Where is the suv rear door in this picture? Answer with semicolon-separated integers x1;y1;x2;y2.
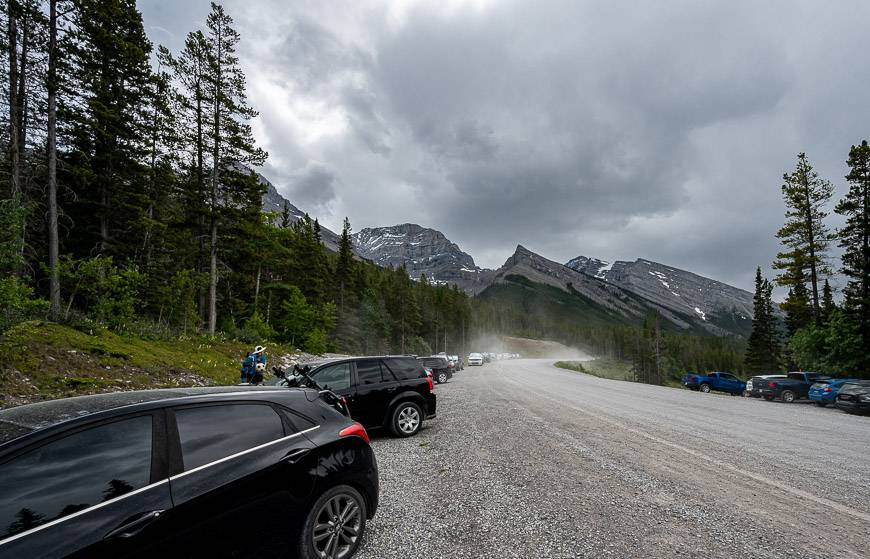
0;412;172;559
165;401;315;557
350;359;398;427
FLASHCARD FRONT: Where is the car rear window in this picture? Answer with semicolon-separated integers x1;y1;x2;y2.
384;357;424;380
175;404;285;471
421;358;447;368
0;415;153;539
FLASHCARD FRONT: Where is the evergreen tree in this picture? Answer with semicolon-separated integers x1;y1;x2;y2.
836;140;870;372
65;0;153;257
202;2;266;333
820;280;835;325
745;267;780;373
773;153;833;322
780;250;812;336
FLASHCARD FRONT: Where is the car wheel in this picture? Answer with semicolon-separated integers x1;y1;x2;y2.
815;401;828;407
781;390;795;403
763;395;774;401
390;401;423;437
699;383;711;393
437;372;448;384
298;484;366;559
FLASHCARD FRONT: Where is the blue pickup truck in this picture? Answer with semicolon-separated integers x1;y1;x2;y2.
757;371;830;403
682;372;746;395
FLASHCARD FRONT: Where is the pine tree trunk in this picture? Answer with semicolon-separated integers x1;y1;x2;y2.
802;176;821;319
208;215;217;334
8;0;19;197
207;19;223;335
47;0;60;319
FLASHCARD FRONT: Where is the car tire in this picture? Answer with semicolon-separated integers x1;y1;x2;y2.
699;383;711;393
815;401;828;407
437;372;448;384
390;401;423;437
781;390;796;403
763;395;774;401
298;484;367;559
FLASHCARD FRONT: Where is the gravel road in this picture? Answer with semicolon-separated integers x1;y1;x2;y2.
356;359;870;559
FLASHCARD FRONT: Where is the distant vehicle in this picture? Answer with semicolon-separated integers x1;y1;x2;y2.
808;378;856;407
834;380;870;414
0;386;378;559
746;375;787;397
418;356;454;384
448;355;462;371
276;356;436;437
682;372;746;395
468;353;484;366
757;372;830;403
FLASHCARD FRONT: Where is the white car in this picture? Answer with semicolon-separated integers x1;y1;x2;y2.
468;353;484;366
746;374;787;396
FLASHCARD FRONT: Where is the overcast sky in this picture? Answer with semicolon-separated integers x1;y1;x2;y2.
139;0;870;293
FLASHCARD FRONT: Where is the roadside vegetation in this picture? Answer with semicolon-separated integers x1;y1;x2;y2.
0;320;299;406
554;358;633;382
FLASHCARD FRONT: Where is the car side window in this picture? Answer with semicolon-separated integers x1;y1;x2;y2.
312;363;352;391
175;404;284;471
0;415;153;540
356;359;385;385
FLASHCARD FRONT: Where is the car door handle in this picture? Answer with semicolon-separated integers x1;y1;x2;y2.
104;510;164;540
283;448;311;464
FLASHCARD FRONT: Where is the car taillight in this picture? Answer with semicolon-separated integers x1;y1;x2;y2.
768;381;776;388
824;387;832;392
339;422;369;443
427;376;434;392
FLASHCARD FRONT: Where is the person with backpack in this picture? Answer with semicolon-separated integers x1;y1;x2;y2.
240;345;267;384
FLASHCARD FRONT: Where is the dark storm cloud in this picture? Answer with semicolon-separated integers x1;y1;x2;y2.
138;0;870;291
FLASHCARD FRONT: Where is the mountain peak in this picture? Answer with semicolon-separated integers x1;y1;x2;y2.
352;224;494;292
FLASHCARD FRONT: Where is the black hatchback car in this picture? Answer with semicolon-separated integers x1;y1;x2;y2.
835;380;870;414
0;386;378;559
277;356;436;437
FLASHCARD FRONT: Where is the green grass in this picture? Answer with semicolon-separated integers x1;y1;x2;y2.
555;358;634;381
0;321;293;406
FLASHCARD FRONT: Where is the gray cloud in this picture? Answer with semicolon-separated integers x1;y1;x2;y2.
138;0;870;293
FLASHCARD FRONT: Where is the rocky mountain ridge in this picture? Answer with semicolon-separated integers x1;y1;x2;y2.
260;176;753;336
352;224;495;293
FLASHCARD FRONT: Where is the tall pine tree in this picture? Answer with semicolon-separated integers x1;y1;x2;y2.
836;140;870;373
773;153;833;322
202;2;266;333
745;267;780;373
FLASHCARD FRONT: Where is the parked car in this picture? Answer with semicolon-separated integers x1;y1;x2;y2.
808;378;856;407
276;356;436;437
757;371;830;403
746;375;787;397
682;372;746;395
449;355;463;371
835;380;870;414
468;353;484;366
419;356;454;384
0;386;377;559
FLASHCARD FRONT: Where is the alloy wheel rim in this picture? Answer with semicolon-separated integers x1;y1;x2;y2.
312;493;362;559
439;373;447;383
398;406;420;433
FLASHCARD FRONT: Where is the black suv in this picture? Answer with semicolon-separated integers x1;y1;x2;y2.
277;356;436;437
418;356;454;385
0;386;378;559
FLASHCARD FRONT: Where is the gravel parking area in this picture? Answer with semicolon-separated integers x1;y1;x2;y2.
356;359;870;559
